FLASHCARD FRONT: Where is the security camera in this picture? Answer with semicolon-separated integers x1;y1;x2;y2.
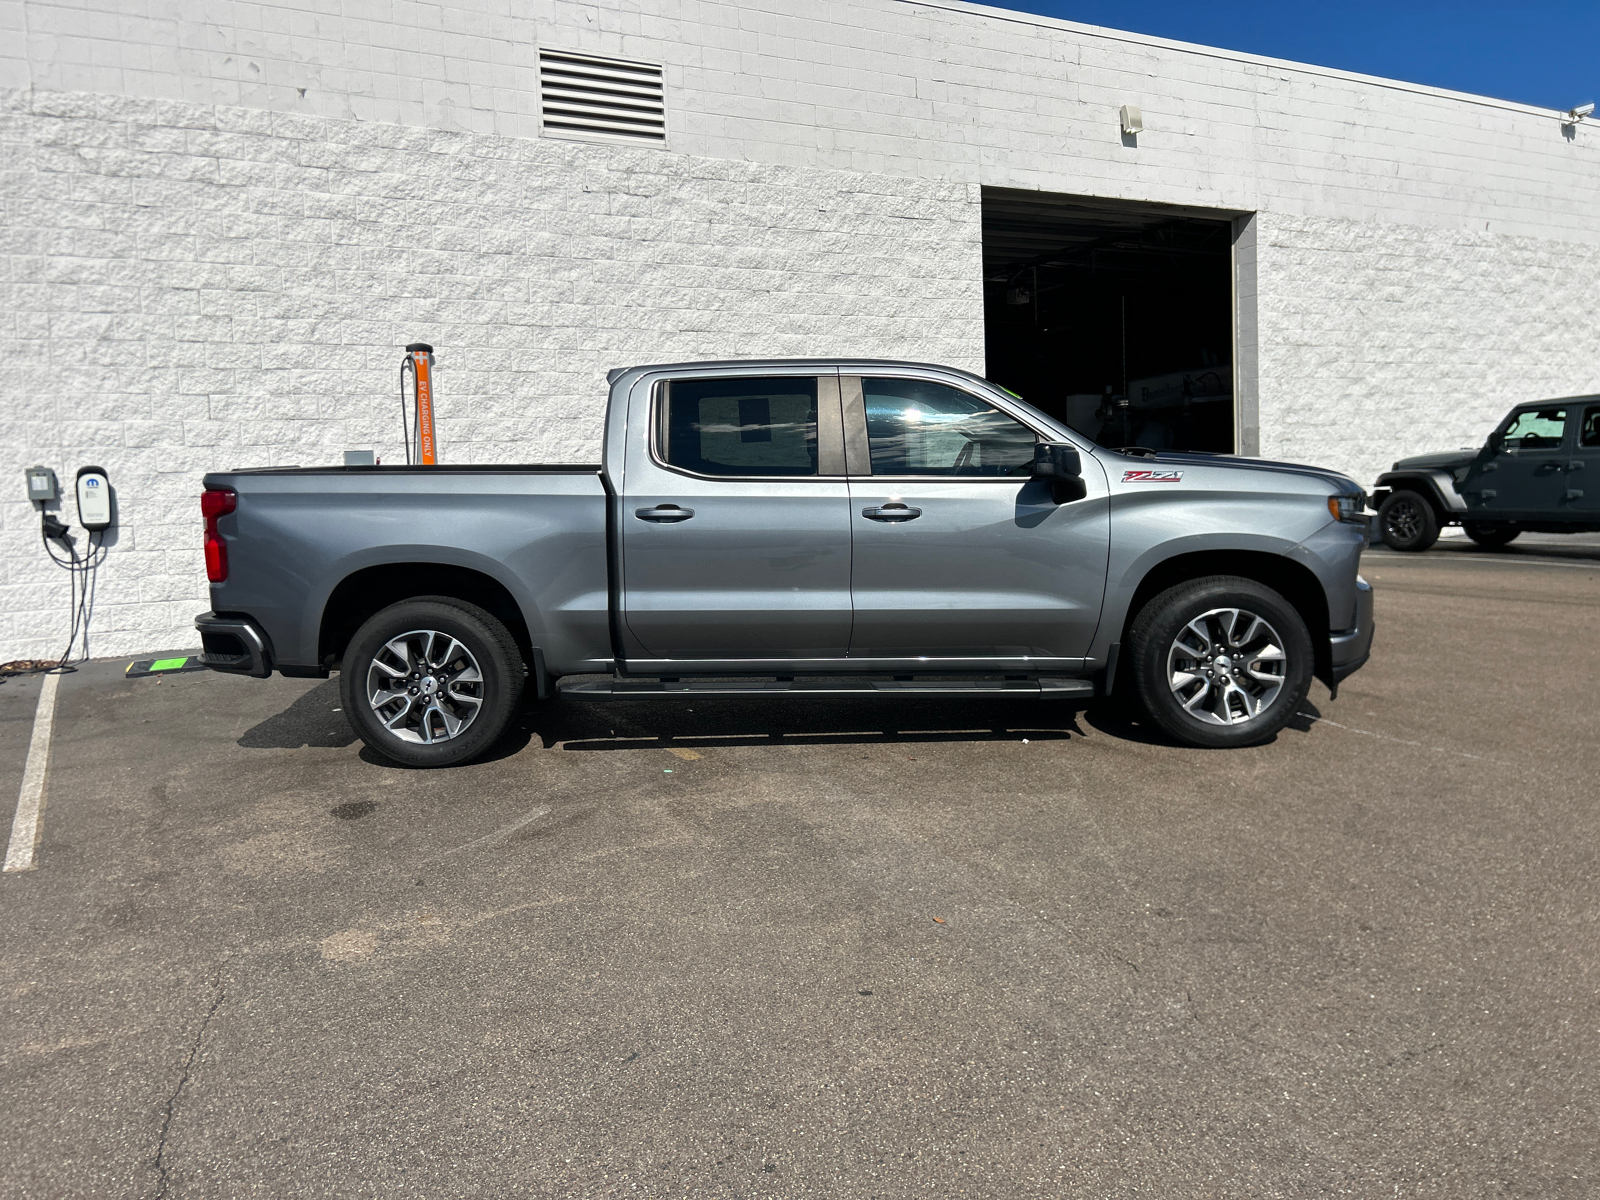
1563;102;1595;127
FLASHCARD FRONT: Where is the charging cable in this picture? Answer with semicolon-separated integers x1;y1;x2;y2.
37;516;107;674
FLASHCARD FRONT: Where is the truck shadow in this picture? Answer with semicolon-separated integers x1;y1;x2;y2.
243;680;1322;763
237;678;358;749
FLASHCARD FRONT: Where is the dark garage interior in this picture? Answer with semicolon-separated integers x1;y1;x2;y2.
982;187;1238;453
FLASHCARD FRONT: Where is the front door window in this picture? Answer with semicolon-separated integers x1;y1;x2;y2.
862;378;1037;477
1499;407;1567;451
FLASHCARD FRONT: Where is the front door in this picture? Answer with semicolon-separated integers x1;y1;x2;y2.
1462;405;1571;518
844;374;1109;666
619;371;854;664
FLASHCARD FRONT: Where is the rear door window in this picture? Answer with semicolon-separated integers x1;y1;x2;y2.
1500;407;1567;451
1580;406;1600;448
658;377;819;476
861;378;1036;476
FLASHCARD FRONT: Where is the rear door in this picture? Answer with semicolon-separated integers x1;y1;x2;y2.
619;370;854;664
1567;402;1600;516
843;373;1109;667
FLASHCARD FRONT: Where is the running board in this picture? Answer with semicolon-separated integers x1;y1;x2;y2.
558;677;1095;701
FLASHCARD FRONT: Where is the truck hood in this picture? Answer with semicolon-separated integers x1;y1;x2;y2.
1389;450;1477;473
1104;450;1362;493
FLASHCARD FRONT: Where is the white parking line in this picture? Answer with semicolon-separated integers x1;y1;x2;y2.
1363;552;1600;571
5;671;61;873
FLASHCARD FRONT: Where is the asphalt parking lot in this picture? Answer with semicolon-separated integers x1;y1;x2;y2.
3;544;1598;1199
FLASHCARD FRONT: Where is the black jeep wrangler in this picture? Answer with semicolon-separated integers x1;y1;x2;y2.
1371;396;1600;551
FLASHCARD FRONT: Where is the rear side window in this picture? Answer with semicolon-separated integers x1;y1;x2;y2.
1500;407;1567;451
1581;406;1600;448
862;378;1036;477
659;377;819;476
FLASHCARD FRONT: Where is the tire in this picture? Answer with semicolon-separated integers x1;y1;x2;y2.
1463;521;1520;548
1128;576;1314;749
1377;490;1439;552
339;597;524;767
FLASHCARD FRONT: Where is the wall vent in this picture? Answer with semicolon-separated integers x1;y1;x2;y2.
539;50;666;144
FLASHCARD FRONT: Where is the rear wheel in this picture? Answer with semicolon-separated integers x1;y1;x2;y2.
1463;520;1520;548
340;597;524;767
1377;490;1439;552
1128;576;1314;749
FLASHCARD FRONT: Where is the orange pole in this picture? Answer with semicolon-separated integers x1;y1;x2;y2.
406;342;438;465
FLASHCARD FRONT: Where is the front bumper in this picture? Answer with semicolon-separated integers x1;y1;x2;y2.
1328;575;1374;684
194;611;273;678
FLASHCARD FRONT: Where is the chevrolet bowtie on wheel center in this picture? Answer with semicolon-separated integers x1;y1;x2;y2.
195;358;1374;762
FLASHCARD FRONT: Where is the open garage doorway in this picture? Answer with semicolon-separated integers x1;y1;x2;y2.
983;188;1242;453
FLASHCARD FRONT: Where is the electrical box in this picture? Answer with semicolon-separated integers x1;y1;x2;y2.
75;466;112;531
26;466;59;502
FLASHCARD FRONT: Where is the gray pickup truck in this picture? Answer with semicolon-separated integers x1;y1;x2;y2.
195;359;1374;765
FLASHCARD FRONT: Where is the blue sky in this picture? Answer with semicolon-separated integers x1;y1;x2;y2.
985;0;1597;111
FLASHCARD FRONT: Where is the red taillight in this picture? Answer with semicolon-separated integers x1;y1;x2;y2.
202;488;237;582
201;488;237;520
204;534;228;582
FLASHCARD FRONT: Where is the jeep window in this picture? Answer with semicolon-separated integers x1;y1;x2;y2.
660;377;819;476
1581;406;1600;449
1499;408;1567;451
862;378;1035;476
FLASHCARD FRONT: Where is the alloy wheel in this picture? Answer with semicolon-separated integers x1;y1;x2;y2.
365;629;485;744
1166;607;1288;726
1384;497;1424;543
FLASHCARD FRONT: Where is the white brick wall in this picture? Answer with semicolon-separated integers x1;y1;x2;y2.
0;88;981;662
1257;213;1600;479
2;0;1598;661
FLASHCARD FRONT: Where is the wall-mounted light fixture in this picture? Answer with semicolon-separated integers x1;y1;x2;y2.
1119;105;1143;136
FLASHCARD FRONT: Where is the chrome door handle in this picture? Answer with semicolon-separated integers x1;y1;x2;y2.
861;503;922;521
635;504;695;522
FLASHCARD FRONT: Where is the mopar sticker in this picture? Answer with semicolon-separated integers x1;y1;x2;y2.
1121;469;1184;483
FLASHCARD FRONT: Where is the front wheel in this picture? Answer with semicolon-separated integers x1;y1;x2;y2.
1377;491;1439;552
340;598;524;767
1128;576;1314;749
1463;521;1520;548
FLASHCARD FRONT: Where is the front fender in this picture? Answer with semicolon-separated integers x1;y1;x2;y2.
1373;470;1466;514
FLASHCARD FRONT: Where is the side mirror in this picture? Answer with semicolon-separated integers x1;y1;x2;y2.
1486;432;1504;454
1033;442;1088;503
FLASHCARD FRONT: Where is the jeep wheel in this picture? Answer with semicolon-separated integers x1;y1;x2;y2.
1463;521;1520;548
340;597;524;767
1377;490;1439;552
1128;576;1313;749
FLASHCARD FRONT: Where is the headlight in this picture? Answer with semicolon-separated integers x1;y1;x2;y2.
1327;493;1366;523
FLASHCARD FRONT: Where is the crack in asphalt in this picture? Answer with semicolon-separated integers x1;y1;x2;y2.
152;969;225;1200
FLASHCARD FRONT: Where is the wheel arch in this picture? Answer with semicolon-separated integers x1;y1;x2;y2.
319;563;534;671
1372;473;1455;521
1119;551;1333;685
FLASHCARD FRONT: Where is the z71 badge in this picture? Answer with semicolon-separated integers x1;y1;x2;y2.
1121;469;1184;483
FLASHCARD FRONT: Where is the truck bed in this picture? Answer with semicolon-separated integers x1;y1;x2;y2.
202;464;611;676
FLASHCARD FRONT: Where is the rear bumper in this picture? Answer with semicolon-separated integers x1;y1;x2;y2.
1328;575;1374;683
194;611;273;678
